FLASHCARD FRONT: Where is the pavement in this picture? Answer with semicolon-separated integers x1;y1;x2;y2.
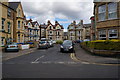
2;48;37;61
74;43;120;65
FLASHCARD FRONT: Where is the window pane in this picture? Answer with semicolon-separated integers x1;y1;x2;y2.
18;21;20;28
108;2;117;19
98;5;106;21
98;5;106;13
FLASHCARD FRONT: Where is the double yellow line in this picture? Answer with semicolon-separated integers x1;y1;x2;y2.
70;53;120;66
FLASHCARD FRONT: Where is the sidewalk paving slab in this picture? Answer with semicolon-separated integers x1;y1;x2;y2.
74;43;120;64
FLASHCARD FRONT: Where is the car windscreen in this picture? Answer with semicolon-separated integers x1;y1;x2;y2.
63;41;72;45
7;42;17;45
39;41;46;44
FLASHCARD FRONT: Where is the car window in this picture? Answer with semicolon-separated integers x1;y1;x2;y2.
63;40;72;45
40;41;46;44
7;42;17;45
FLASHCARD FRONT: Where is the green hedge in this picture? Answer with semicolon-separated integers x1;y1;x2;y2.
81;40;120;51
56;40;63;44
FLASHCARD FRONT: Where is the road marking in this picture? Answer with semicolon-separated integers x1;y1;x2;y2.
70;53;120;66
31;55;45;63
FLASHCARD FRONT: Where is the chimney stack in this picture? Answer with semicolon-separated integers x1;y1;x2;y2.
81;20;83;25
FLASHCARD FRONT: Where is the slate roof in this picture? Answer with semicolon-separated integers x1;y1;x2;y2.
9;2;20;10
84;24;91;28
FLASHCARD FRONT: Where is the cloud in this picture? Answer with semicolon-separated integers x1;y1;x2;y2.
9;0;94;31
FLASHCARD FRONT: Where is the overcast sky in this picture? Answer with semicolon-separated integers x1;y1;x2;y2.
9;0;94;32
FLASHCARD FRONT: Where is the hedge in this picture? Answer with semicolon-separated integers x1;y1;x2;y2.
56;40;63;44
80;40;120;51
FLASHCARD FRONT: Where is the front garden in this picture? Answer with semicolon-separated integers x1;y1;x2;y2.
80;40;120;57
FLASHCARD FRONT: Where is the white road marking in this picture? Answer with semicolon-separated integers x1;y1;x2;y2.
31;55;45;63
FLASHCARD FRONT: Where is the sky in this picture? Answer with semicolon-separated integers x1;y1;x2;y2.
9;0;94;32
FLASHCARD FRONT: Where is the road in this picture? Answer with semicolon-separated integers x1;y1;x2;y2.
2;44;119;79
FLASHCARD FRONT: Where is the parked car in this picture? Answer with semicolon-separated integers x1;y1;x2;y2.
60;40;74;53
52;40;56;44
83;39;90;42
5;42;19;52
37;41;49;49
48;40;54;47
76;40;83;43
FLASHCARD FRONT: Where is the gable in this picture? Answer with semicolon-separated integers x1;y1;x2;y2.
56;25;61;29
27;22;32;27
16;3;24;17
47;24;54;29
69;25;74;29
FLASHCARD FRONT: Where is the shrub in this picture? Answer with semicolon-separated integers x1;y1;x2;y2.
56;40;63;44
80;40;120;51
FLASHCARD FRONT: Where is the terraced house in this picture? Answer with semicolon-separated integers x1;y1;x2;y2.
68;20;86;41
0;2;16;47
46;20;64;40
9;2;25;43
94;1;120;40
24;19;40;42
40;23;47;39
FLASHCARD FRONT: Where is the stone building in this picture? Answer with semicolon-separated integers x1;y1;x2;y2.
94;1;120;40
68;20;87;41
9;2;25;43
0;2;16;46
40;23;47;39
46;20;64;40
24;19;40;42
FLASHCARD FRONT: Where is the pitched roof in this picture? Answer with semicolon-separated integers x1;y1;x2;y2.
31;21;39;27
26;19;32;25
40;23;47;28
55;21;64;29
84;24;91;28
9;2;20;10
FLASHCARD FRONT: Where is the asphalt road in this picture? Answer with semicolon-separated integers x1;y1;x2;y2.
2;44;119;78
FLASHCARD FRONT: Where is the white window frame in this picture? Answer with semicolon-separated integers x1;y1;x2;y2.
8;22;11;33
98;5;106;21
8;8;11;17
2;18;5;30
69;26;74;29
108;2;117;20
18;21;20;29
99;30;106;39
108;29;118;39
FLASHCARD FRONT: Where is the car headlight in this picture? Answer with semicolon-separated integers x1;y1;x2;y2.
69;46;73;49
61;45;63;48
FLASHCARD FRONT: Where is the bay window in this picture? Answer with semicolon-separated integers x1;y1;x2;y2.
108;29;118;39
98;5;106;21
99;30;106;40
108;2;117;19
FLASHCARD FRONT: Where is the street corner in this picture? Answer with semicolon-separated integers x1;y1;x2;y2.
70;53;120;66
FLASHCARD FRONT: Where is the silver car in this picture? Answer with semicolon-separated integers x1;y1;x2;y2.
38;41;49;49
5;42;19;52
48;40;54;47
